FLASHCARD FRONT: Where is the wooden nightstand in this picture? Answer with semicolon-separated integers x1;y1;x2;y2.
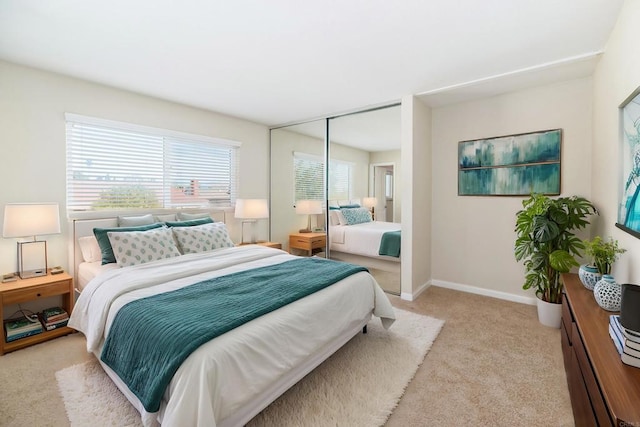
289;232;326;256
238;241;282;249
1;271;74;355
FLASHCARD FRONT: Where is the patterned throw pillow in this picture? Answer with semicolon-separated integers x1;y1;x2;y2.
171;222;235;254
107;227;181;267
341;207;372;225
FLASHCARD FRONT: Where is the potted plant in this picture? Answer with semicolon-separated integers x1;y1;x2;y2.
515;193;597;327
584;236;626;275
579;236;626;291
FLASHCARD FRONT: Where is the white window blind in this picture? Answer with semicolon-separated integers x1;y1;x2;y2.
65;114;240;211
293;152;352;202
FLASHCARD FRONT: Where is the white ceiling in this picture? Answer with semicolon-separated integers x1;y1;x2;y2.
0;0;623;132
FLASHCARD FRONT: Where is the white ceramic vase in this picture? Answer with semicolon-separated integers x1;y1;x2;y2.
578;264;601;291
594;274;621;312
537;298;562;328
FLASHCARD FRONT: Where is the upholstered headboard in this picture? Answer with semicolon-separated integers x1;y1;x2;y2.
68;209;226;288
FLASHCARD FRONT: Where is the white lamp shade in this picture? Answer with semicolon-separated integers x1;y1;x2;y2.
3;203;61;238
362;197;377;208
295;200;323;215
235;199;269;219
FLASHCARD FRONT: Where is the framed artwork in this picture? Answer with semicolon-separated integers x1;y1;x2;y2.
616;86;640;238
458;129;561;196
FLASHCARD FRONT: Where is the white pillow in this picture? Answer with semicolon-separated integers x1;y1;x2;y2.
117;213;155;227
171;222;234;254
154;213;177;222
177;212;212;221
78;235;102;263
328;200;340;209
107;227;181;267
329;210;340;226
336;210;348;226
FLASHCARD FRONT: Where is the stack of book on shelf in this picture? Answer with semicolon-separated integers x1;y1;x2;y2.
4;316;43;342
40;307;69;331
609;315;640;368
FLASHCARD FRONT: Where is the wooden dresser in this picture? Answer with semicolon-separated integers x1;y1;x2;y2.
561;273;640;426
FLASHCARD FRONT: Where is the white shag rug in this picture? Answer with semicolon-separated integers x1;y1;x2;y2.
56;309;444;427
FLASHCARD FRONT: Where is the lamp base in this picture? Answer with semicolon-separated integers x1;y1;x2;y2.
299;228;312;233
17;241;48;279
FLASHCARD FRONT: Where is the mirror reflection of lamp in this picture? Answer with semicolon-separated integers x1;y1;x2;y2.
2;203;61;279
362;197;377;221
295;200;323;233
234;199;269;244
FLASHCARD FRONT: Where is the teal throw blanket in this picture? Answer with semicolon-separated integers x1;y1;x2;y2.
100;257;367;412
378;230;401;257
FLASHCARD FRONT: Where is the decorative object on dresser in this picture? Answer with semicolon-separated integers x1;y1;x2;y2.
234;199;269;244
561;273;640;425
621;283;640;332
514;194;597;327
0;272;74;355
289;231;326;256
594;275;622;312
580;236;626;290
2;203;61;278
295;199;323;233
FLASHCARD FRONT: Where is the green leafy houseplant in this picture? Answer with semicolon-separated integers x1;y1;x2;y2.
515;194;597;304
583;236;626;275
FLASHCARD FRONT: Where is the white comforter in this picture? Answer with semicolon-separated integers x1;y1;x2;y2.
69;245;395;427
330;221;401;258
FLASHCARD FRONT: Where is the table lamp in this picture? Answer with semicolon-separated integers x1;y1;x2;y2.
296;200;323;233
235;199;269;244
363;197;377;220
3;203;61;278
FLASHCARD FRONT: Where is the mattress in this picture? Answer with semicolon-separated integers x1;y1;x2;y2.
69;245;395;426
77;261;119;291
329;221;401;258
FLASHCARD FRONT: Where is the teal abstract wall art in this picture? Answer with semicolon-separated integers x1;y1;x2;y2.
616;86;640;238
458;129;561;196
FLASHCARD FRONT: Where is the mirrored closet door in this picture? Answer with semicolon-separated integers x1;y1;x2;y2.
269;105;401;295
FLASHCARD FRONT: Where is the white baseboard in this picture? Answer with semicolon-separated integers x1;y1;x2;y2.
429;279;537;306
400;280;430;301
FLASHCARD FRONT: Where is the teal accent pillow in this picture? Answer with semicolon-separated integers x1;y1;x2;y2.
165;217;214;228
94;222;165;265
339;204;361;209
341;207;372;225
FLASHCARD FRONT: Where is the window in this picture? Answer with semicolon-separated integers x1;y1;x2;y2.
65;114;240;212
293;152;352;202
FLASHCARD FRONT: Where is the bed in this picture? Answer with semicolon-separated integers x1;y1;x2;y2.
327;205;401;273
68;211;395;427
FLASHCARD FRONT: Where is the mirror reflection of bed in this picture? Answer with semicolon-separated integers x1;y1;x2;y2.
269;105;401;295
327;106;401;295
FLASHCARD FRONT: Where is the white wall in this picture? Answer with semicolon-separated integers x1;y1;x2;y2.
592;0;640;282
431;77;593;301
401;96;432;298
0;60;270;274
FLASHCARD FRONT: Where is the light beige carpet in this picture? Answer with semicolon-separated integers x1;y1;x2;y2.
0;286;573;426
54;309;443;427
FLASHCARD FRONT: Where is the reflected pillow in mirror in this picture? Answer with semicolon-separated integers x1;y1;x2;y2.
340;207;372;225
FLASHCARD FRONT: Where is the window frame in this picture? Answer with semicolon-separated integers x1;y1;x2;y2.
65;113;241;215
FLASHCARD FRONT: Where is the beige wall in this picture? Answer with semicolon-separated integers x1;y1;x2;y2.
370;149;402;221
431;77;593;302
401;96;432;298
592;0;640;282
0;60;270;274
